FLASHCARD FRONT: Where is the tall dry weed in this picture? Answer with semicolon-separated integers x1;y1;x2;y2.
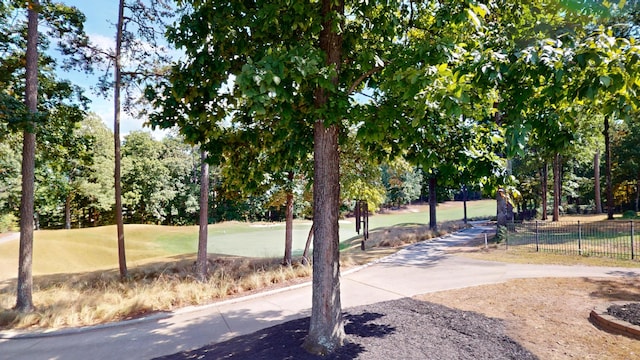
0;255;312;330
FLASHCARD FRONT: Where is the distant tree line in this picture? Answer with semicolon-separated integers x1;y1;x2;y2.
0;113;446;230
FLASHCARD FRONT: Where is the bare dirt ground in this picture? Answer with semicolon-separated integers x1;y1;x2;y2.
418;277;640;359
416;226;640;360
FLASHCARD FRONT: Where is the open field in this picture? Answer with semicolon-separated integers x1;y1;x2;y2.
0;199;494;280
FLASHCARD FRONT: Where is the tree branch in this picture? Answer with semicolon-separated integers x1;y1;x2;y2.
348;66;384;95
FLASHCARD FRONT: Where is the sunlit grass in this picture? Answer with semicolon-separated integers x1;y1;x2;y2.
0;200;495;280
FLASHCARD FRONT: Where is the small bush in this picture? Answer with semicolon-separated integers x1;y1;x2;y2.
0;213;17;233
495;225;508;244
622;210;638;219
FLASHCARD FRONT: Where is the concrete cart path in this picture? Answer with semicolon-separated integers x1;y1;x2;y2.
0;232;18;245
2;225;639;360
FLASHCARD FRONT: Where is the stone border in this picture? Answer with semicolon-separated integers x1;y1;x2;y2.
590;301;640;340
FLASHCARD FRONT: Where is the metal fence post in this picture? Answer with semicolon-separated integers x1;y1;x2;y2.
578;221;582;255
535;221;539;252
631;221;635;260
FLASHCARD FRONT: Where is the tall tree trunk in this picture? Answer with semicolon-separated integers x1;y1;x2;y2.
429;176;437;230
552;153;561;222
302;222;314;265
303;0;346;354
604;117;614;220
64;194;71;229
496;188;510;230
463;184;468;224
594;150;602;214
15;0;39;313
541;162;548;221
196;150;209;281
114;0;127;279
283;171;294;266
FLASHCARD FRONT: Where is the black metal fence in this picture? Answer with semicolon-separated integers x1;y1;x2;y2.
504;221;640;261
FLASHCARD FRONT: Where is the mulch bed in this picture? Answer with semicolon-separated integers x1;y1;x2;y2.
607;302;640;327
154;298;537;359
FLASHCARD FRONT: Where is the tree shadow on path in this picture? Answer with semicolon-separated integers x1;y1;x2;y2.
154;311;395;360
154;298;536;360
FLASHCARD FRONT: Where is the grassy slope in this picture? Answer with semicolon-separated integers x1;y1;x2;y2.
0;200;495;280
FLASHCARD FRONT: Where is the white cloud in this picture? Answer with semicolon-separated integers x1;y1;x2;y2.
91;97;167;140
88;33;116;55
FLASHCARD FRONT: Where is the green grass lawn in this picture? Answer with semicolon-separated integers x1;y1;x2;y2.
0;199;495;280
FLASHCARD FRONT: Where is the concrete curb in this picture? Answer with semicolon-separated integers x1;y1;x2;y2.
590;302;640;340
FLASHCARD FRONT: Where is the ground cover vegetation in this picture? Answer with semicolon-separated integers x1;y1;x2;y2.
3;0;640;355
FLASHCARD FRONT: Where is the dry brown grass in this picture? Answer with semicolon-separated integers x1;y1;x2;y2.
0;255;311;330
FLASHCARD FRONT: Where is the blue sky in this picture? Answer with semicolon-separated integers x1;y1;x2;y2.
59;1;165;137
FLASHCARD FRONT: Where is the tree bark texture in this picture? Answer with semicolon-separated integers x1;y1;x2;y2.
594;150;602;214
552;153;561;222
496;189;513;229
65;194;71;229
429;176;437;230
196;150;209;281
604;117;614;220
302;222;314;265
16;0;39;313
283;171;294;266
303;0;346;353
541;162;548;221
463;185;468;224
114;0;127;279
305;120;345;355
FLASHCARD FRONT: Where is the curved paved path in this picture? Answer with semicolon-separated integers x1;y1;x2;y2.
0;232;18;245
1;225;639;360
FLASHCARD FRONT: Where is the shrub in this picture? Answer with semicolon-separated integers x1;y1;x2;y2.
495;225;508;244
622;210;638;219
0;213;17;233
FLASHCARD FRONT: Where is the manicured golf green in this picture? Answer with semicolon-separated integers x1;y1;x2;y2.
0;200;494;280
